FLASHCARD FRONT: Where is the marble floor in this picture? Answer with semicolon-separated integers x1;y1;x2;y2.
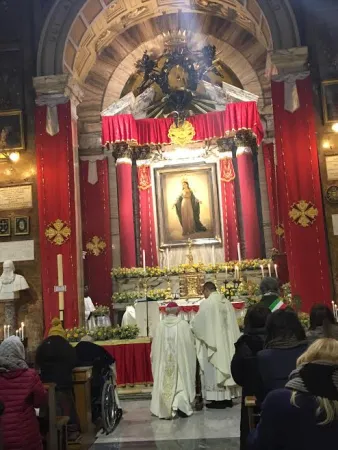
90;399;241;449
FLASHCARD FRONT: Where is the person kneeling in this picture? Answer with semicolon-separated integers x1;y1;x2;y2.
151;302;196;419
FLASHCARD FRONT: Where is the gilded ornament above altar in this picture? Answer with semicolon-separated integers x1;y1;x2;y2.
168;121;196;147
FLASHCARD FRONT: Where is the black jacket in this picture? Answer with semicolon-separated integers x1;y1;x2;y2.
35;336;77;390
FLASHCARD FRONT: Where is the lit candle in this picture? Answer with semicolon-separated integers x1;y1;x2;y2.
260;265;264;279
237;243;242;262
16;330;19;337
21;322;25;340
225;266;228;280
142;250;146;273
268;263;272;277
274;264;278;279
7;325;10;339
212;245;215;266
235;265;239;280
3;325;5;340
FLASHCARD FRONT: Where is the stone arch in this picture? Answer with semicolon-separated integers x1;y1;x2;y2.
37;0;300;77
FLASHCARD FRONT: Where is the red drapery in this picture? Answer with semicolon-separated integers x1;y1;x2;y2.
137;164;158;267
35;103;79;329
237;150;261;259
272;77;331;311
263;143;285;253
103;342;152;386
102;102;263;146
116;160;137;268
220;156;239;260
80;160;112;305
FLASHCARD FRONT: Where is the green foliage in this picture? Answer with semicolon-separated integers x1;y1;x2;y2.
65;325;139;342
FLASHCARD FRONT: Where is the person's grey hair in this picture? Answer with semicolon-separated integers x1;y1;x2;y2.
260;277;279;295
165;306;180;315
80;335;94;343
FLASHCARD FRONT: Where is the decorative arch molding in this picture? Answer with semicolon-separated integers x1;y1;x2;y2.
37;0;300;77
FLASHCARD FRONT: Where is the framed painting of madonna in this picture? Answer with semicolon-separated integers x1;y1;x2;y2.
154;163;222;247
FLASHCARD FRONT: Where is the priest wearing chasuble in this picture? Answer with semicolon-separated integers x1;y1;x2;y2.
150;302;196;419
192;282;241;408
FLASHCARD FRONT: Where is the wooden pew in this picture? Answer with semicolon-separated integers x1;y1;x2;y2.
42;383;69;450
72;367;92;434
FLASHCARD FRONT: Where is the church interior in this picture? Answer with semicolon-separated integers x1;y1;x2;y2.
1;0;338;448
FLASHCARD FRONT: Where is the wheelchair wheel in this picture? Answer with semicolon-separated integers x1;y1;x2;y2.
101;380;118;434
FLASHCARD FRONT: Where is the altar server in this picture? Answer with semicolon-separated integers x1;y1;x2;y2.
192;282;241;408
150;302;196;419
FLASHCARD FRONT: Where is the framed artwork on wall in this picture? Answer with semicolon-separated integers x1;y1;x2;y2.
0;218;11;237
154;163;222;247
14;216;30;236
322;80;338;124
0;110;25;151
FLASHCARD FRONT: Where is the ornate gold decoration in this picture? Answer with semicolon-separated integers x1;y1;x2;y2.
86;236;107;256
45;219;71;246
289;200;318;227
275;225;285;237
186;238;194;266
138;165;151;190
168;121;195;147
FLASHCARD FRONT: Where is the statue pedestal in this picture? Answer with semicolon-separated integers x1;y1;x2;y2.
3;300;16;333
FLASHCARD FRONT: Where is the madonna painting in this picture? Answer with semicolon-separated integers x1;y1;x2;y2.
154;163;222;247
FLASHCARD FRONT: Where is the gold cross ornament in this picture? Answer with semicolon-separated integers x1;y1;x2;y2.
86;236;107;256
289;200;318;227
45;219;71;245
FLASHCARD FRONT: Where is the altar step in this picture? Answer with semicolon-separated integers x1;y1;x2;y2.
118;385;152;400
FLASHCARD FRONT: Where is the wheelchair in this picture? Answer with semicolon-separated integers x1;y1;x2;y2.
100;363;122;434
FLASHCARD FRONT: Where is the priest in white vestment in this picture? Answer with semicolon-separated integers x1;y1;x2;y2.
191;282;241;409
150;302;196;419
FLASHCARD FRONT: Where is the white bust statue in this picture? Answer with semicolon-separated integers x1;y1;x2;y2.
0;260;29;301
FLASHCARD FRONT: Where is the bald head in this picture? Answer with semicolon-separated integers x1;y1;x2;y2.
203;282;217;299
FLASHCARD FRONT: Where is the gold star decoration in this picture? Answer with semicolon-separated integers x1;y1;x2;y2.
289;200;318;228
45;219;71;245
86;236;107;256
275;225;285;237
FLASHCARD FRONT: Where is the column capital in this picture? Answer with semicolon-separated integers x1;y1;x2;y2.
33;74;84;108
271;47;309;77
235;130;257;150
112;143;133;162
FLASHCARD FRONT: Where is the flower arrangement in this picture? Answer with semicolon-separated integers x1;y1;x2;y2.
65;325;140;343
112;289;167;304
92;305;110;317
111;259;273;279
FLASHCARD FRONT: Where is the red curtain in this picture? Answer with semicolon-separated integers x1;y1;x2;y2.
102;102;264;146
80;159;112;306
116;160;137;268
137;165;158;267
272;77;331;311
220;157;239;260
263;143;285;253
35;103;79;329
237;150;261;259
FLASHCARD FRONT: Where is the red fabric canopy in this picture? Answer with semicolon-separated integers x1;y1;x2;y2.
102;102;263;146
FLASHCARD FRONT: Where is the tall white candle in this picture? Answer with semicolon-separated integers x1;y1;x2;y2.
274;264;278;279
143;250;146;272
7;326;10;339
16;330;19;337
57;254;64;311
21;322;25;340
260;265;264;279
268;263;272;277
225;266;228;280
3;325;5;340
237;243;242;262
212;245;215;266
235;265;239;280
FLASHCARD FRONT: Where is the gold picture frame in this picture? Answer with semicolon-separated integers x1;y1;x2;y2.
322;80;338;124
14;216;30;236
0;110;25;151
0;217;11;237
154;163;222;247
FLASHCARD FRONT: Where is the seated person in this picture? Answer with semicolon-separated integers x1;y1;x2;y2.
248;338;338;450
259;277;281;310
231;304;271;450
307;304;338;343
35;318;79;440
257;309;308;400
0;336;47;450
75;336;121;423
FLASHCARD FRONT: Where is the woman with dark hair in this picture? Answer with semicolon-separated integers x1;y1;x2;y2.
257;309;308;399
307;304;338;343
231;304;271;450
